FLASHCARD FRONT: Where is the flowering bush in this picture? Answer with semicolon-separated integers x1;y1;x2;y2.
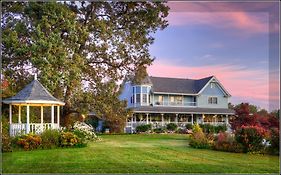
189;132;210;149
213;132;243;153
2;133;12;152
60;132;79;147
73;121;99;141
235;125;267;153
16;134;42;151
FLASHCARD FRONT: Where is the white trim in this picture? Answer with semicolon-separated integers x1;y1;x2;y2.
198;76;231;97
133;111;234;115
3;100;65;105
153;91;197;96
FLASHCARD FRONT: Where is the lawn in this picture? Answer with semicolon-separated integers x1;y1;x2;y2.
2;134;280;173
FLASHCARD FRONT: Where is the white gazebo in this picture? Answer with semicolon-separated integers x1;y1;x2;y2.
3;76;65;136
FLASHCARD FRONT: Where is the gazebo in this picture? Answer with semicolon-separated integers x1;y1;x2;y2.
3;76;65;136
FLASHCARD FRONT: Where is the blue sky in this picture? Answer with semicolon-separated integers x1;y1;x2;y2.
147;2;279;111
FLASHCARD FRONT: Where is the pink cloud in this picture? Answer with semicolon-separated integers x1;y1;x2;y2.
148;60;271;109
166;2;271;35
167;11;268;35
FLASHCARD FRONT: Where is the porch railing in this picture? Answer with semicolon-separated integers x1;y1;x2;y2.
10;123;60;136
125;121;227;129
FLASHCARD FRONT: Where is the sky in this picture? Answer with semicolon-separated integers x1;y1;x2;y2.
147;2;279;111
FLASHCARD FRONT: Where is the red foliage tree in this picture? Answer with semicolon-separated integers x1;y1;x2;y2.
230;103;258;130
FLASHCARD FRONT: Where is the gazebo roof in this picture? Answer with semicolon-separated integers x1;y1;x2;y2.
3;79;65;105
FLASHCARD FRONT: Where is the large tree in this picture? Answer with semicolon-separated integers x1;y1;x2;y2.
2;1;169;130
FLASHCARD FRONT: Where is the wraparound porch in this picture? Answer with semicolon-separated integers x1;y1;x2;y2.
125;112;230;133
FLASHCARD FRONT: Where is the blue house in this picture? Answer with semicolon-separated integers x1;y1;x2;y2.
120;75;235;133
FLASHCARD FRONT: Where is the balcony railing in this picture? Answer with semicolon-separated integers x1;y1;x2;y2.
154;101;197;107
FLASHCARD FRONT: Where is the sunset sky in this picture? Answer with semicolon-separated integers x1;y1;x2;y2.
148;2;279;111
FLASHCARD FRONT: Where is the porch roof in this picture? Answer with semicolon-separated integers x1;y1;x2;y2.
130;106;235;115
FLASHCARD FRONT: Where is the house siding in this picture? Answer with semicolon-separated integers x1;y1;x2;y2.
197;83;228;108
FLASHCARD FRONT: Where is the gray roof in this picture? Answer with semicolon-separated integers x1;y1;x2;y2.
149;76;213;94
130;106;235;115
3;80;64;105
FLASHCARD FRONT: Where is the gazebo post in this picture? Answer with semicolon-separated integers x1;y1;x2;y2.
18;105;21;123
57;106;60;129
9;104;12;124
26;105;30;134
41;106;44;132
51;105;54;129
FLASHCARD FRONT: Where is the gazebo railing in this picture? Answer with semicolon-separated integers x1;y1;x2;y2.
10;123;60;136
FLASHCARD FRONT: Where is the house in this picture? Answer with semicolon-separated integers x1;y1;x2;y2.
120;75;235;133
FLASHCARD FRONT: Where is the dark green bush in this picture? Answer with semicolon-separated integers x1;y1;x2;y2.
216;125;227;133
166;123;177;131
41;129;61;149
153;127;166;133
267;128;279;155
199;124;227;134
185;123;193;130
136;124;152;133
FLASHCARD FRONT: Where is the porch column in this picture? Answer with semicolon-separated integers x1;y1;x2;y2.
175;114;178;124
131;116;133;124
41;106;44;132
225;115;229;125
51;105;54;128
191;114;194;124
57;106;60;128
168;116;171;123
26;105;30;134
202;114;205;124
146;114;149;124
161;114;164;126
9;104;12;124
18;105;21;123
214;115;217;125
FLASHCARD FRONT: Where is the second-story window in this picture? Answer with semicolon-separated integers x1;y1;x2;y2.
136;94;141;103
142;95;147;103
158;95;163;105
176;96;183;105
208;97;218;104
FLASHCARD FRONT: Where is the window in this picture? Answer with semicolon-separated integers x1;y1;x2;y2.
142;95;147;103
210;82;215;88
136;94;141;103
142;87;148;93
156;95;164;105
175;96;183;105
208;97;218;104
170;96;174;103
136;86;141;93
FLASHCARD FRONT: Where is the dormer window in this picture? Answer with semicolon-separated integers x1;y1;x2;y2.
210;82;215;88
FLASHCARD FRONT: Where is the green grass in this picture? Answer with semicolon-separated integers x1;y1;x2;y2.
2;134;280;173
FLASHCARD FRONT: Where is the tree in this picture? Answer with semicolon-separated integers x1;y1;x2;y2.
2;2;169;130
